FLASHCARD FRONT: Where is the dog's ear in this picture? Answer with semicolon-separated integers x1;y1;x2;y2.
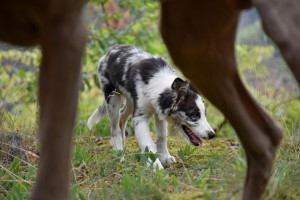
171;78;190;112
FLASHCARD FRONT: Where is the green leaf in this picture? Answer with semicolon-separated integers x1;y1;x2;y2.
17;70;26;78
78;191;87;200
93;74;100;88
178;149;185;161
149;152;158;162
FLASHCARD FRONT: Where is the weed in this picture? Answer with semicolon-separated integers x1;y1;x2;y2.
177;145;198;161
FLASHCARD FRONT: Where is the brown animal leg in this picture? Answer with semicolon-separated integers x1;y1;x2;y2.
253;0;300;85
31;18;87;200
160;1;282;199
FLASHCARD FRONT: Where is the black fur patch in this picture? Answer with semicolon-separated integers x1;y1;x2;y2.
105;49;126;86
137;57;169;84
178;90;200;121
103;84;116;103
158;89;174;114
125;65;138;103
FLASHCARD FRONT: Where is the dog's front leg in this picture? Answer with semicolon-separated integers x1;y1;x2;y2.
31;17;87;200
133;115;164;169
155;115;176;167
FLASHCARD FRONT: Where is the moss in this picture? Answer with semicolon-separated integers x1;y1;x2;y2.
167;190;204;200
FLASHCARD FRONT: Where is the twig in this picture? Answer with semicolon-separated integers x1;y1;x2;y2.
100;2;111;29
99;1;124;43
213;119;228;134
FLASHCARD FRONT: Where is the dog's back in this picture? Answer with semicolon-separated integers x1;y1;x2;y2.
97;45;175;104
87;45;177;130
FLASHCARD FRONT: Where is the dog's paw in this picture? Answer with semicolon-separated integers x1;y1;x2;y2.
110;136;124;151
159;154;176;167
146;158;164;170
153;159;164;170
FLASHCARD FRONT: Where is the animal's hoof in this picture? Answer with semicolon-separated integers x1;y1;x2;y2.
160;155;176;167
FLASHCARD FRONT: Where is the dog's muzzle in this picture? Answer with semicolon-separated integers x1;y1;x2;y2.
182;125;202;146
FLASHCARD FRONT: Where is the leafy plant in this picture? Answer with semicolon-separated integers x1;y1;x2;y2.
134;146;160;167
178;145;198;161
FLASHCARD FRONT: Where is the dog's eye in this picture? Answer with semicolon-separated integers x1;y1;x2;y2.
190;112;200;121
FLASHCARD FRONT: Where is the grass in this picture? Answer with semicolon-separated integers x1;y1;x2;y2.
0;112;299;200
1;133;299;199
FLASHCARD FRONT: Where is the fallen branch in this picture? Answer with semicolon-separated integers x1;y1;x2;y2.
213;119;228;134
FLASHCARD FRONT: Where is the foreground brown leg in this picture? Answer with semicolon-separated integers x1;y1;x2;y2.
253;0;300;85
160;0;282;199
31;17;87;200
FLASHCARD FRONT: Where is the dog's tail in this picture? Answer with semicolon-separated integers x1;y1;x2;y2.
87;102;107;130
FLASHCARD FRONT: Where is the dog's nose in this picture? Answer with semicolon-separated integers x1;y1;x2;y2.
207;131;216;139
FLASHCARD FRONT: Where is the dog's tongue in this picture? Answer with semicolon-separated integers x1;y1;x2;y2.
182;125;202;146
190;134;201;146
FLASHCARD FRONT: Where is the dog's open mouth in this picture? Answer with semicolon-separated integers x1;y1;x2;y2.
182;125;202;146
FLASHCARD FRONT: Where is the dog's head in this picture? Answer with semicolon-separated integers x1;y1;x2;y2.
167;78;215;146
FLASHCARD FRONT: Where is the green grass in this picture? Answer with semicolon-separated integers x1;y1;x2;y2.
0;128;299;199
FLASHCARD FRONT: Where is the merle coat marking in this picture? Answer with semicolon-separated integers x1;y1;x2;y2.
87;45;215;169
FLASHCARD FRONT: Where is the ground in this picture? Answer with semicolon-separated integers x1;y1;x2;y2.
1;131;299;200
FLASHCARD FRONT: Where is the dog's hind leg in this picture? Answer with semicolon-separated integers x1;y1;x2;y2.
155;115;176;167
106;92;124;150
119;99;133;147
160;1;282;199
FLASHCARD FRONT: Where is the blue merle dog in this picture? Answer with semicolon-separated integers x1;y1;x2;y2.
87;45;215;169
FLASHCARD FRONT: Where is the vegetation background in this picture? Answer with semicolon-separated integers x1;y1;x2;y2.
0;0;299;199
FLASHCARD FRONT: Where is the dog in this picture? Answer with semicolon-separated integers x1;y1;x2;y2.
87;45;215;168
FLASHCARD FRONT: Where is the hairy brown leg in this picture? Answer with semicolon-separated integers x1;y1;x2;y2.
160;0;282;199
253;0;300;85
31;17;87;200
